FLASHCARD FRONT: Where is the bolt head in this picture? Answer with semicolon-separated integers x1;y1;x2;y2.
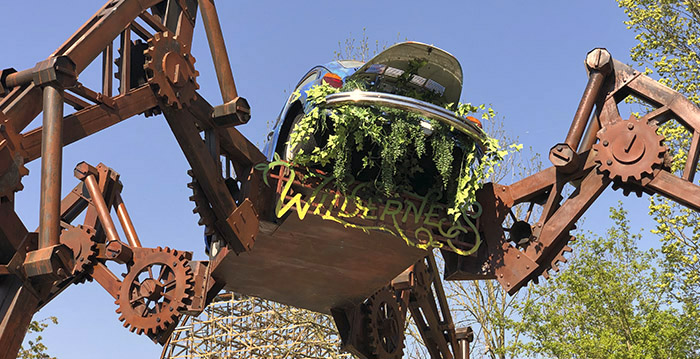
606;159;613;165
627;123;635;130
585;48;613;74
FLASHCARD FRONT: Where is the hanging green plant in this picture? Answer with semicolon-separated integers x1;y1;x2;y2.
287;79;518;219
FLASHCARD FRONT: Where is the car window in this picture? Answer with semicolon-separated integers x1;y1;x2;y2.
294;69;320;94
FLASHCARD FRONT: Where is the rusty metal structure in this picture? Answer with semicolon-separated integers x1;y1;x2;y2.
1;1;700;359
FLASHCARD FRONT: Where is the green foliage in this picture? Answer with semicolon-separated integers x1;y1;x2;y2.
619;0;700;103
619;0;700;325
18;317;58;359
287;82;512;218
515;205;700;358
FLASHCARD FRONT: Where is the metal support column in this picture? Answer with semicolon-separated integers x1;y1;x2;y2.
198;0;237;102
38;85;64;249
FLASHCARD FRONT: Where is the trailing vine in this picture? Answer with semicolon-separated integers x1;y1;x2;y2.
287;74;517;219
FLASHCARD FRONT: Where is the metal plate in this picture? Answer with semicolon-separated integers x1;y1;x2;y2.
216;214;427;314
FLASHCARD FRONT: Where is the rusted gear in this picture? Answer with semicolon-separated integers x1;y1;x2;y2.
365;287;405;359
411;260;433;301
60;225;98;278
0;150;28;199
611;180;646;197
0;121;29;199
143;31;199;109
593;116;666;184
527;231;574;285
115;39;149;90
541;242;573;280
115;247;194;337
186;170;216;235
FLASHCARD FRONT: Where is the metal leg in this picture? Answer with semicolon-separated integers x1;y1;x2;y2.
38;85;63;249
0;277;39;359
198;0;237;102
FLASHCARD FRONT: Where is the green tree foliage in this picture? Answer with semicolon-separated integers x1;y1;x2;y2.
619;0;700;103
516;205;700;358
18;317;58;359
618;0;700;324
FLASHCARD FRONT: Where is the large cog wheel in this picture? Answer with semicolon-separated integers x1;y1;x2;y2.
144;31;199;109
365;287;405;359
115;247;194;337
523;230;575;286
593;116;666;184
540;234;574;281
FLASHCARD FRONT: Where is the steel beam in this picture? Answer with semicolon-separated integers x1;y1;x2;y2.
198;0;238;102
38;86;63;249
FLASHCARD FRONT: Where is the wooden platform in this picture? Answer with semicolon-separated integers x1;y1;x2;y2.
214;213;426;314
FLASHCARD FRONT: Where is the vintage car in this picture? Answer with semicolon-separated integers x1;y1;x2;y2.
217;42;490;320
263;41;486;169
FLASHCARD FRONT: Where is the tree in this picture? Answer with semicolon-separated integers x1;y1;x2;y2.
618;0;700;325
515;205;700;358
18;317;58;359
426;119;539;359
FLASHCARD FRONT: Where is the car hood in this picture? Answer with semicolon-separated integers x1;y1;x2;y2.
347;41;463;104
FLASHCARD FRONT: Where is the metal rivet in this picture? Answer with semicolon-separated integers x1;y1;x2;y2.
603;140;609;146
628;123;634;130
607;160;613;165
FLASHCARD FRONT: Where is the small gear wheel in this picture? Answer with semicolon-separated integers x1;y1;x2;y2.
410;260;433;301
365;287;405;359
186;170;216;233
115;39;149;90
0;150;29;199
115;247;194;337
593;116;666;184
0;121;30;199
60;224;98;278
143;31;199;109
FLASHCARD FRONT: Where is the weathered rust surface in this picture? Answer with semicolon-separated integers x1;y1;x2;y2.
446;49;700;295
214;214;427;314
0;277;39;359
21;85;158;162
4;2;700;358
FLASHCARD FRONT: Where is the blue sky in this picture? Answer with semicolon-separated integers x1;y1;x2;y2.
1;1;660;358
